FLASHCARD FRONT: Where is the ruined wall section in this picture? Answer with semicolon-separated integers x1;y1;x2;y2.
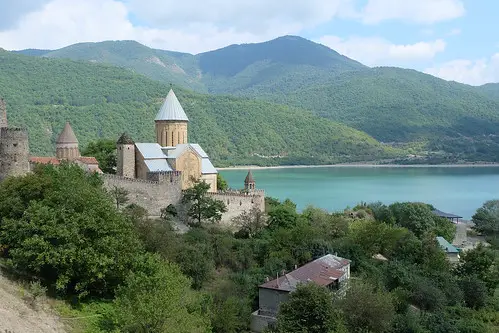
102;172;182;216
209;190;265;225
0;127;30;180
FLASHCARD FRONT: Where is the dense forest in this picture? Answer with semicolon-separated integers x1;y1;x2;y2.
17;35;499;163
0;164;498;332
0;50;400;166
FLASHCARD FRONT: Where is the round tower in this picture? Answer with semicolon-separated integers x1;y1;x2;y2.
56;122;80;160
0;127;30;180
116;132;135;178
244;169;256;191
155;89;189;147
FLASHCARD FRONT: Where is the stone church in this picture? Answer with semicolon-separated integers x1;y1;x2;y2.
116;89;218;192
0;91;265;223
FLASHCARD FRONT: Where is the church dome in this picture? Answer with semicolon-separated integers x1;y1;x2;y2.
56;122;78;144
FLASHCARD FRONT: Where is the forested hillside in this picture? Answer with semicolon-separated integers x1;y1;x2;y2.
17;35;499;162
0;50;398;166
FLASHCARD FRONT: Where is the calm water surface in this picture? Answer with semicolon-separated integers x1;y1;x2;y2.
220;167;499;220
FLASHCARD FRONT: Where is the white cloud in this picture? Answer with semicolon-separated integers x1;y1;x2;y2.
319;35;446;66
0;0;358;53
0;0;51;30
125;0;355;33
425;54;499;85
360;0;465;24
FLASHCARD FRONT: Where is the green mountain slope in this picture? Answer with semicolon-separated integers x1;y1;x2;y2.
14;36;499;162
0;51;398;166
19;36;365;96
268;67;499;161
39;40;205;92
477;83;499;101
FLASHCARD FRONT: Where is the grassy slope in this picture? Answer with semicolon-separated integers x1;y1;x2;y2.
0;51;398;166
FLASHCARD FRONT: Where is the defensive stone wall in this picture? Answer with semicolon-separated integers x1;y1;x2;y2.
210;190;265;225
102;173;182;216
102;173;265;225
0;127;30;180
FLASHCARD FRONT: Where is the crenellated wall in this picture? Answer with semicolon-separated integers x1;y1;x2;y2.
209;190;265;225
102;172;265;224
102;173;183;216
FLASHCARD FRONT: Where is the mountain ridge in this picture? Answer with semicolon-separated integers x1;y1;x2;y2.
9;35;499;162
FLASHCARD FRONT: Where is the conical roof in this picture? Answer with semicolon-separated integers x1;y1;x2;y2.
117;132;135;145
56;122;78;144
245;169;255;183
155;89;189;122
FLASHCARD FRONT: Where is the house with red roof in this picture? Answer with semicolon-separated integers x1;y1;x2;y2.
250;254;351;333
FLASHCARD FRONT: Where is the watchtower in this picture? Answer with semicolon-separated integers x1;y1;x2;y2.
0;127;30;180
244;169;256;191
116;132;135;178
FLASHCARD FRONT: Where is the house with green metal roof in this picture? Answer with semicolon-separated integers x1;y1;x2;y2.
436;236;460;263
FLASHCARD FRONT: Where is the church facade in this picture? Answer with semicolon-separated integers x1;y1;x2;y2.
115;89;218;192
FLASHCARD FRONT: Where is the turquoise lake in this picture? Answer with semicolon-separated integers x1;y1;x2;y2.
220;167;499;220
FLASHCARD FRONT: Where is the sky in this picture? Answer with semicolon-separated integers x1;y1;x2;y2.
0;0;497;85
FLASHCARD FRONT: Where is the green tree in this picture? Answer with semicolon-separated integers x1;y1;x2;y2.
455;243;499;292
110;185;129;209
112;253;211;333
277;283;344;333
181;180;227;225
0;163;140;297
82;139;117;174
232;207;267;238
472;200;499;236
460;275;488;309
339;282;395;333
217;174;228;191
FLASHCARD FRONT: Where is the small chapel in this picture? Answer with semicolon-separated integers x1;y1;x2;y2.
115;89;219;191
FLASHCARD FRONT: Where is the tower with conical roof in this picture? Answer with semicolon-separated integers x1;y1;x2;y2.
56;122;80;160
116;132;135;178
244;169;256;191
155;89;189;147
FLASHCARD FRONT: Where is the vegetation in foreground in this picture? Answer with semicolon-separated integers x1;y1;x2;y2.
0;164;498;332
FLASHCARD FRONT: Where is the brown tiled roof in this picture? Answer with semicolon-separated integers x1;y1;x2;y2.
116;132;135;145
56;122;78;144
77;156;99;165
244;169;255;183
29;156;60;165
259;254;350;292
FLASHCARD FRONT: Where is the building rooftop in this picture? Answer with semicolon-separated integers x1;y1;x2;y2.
436;236;459;253
56;122;78;144
245;169;255;183
155;89;189;122
432;209;463;219
259;254;350;292
117;132;135;145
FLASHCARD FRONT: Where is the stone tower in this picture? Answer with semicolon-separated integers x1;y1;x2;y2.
56;122;80;160
155;89;189;147
0;99;30;180
116;132;135;178
0;98;8;128
244;169;256;191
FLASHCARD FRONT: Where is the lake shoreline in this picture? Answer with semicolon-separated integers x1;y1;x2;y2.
217;163;499;170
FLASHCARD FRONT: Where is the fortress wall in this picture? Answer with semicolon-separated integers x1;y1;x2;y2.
0;127;30;180
210;191;265;225
102;174;182;216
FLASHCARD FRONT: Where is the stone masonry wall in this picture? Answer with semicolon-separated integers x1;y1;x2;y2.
103;174;265;225
0;127;30;181
102;174;182;216
210;190;265;225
